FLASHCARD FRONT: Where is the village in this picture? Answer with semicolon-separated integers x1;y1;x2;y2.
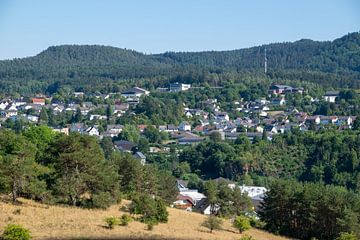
0;82;358;216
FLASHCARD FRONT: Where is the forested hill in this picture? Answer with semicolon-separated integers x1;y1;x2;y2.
0;32;359;94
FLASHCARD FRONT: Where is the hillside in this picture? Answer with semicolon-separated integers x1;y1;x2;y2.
0;32;359;94
0;198;289;240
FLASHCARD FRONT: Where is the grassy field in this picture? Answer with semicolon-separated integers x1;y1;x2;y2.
0;197;289;240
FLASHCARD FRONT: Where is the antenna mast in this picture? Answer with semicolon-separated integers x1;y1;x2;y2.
264;48;267;74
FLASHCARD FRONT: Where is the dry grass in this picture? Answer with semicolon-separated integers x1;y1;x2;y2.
0;197;289;240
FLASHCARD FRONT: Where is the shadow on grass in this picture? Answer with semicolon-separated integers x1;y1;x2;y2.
42;238;195;240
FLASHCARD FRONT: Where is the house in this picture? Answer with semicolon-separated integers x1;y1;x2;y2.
171;132;204;145
228;184;268;212
32;98;46;106
173;195;195;211
178;189;206;206
178;121;191;131
337;116;353;126
26;115;39;123
89;115;107;121
320;116;338;125
52;127;69;135
114;140;136;153
169;82;191;92
84;126;100;136
264;125;278;134
113;103;129;116
70;123;86;133
165;124;178;132
323;91;339;103
271;98;286;106
106;124;124;136
306;116;321;125
121;87;150;98
73;92;84;97
268;85;293;95
133;151;146;165
194;198;220;215
215;112;230;122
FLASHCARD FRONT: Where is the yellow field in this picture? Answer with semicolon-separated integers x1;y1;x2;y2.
0;197;289;240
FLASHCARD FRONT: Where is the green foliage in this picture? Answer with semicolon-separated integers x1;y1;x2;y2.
129;194;169;225
260;179;360;240
119;214;133;226
87;192;118;209
0;130;46;202
47;133;119;207
118;124;140;143
1;32;360;95
104;217;119;229
336;232;358;240
238;235;255;240
202;215;223;233
2;224;31;240
233;216;251;233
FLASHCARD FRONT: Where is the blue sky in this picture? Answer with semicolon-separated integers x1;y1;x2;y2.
0;0;359;59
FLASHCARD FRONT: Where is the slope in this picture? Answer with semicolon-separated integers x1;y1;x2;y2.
0;198;289;240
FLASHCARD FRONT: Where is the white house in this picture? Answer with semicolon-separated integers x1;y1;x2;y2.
169;82;191;92
215;112;230;122
84;126;100;136
178;121;192;131
323;91;339;103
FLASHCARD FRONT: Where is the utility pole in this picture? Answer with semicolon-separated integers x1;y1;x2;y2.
264;48;267;74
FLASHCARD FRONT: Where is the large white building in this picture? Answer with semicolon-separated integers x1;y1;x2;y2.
170;83;191;92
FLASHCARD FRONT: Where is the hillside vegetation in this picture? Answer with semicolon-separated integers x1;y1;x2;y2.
0;32;359;94
0;198;288;240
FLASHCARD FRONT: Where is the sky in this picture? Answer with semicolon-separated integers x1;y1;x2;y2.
0;0;359;60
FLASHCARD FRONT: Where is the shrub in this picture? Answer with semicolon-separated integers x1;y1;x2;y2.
233;216;251;233
249;216;265;229
239;235;254;240
89;192;115;209
12;209;21;215
104;217;119;229
2;224;31;240
155;199;168;223
336;232;358;240
202;215;223;233
120;214;132;226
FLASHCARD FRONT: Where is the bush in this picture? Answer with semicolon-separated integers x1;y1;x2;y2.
12;209;21;215
147;222;154;231
89;192;116;209
239;235;254;240
104;217;119;229
129;194;169;225
155;199;168;223
2;224;31;240
120;214;132;226
202;215;223;233
249;216;265;229
336;232;358;240
233;216;251;233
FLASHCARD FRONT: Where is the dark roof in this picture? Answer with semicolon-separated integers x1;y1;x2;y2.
122;87;148;95
324;91;340;96
114;140;136;152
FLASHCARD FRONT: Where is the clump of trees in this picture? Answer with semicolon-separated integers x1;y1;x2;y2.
129;194;169;228
260;179;360;240
0;127;177;210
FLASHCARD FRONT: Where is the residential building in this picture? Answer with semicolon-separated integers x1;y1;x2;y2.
169;82;191;92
